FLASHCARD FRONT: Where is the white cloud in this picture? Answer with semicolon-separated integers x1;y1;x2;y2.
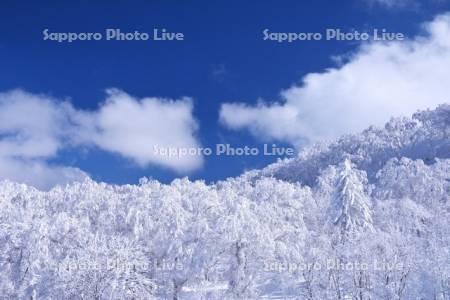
0;89;202;189
0;90;87;189
73;89;203;173
0;90;68;158
220;13;450;146
0;157;87;190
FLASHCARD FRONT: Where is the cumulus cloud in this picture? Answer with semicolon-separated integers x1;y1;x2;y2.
73;89;203;173
0;90;87;189
0;157;87;190
220;13;450;146
0;90;69;158
0;89;202;189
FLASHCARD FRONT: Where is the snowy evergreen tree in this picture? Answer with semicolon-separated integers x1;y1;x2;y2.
332;159;374;238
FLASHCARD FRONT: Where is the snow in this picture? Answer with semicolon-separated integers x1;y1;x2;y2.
0;104;449;299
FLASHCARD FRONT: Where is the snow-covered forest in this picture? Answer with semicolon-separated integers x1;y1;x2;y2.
0;104;449;299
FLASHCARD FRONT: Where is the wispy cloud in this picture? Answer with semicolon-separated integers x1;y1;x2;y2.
362;0;448;10
363;0;416;9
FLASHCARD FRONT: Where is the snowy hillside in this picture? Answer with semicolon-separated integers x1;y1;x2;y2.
0;105;449;299
261;104;450;186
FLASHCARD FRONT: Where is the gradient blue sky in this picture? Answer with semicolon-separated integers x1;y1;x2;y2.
0;0;449;185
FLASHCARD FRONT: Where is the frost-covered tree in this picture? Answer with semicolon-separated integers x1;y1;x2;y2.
0;105;449;299
332;159;374;238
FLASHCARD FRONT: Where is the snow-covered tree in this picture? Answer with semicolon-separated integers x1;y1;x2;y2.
332;159;374;238
0;105;449;299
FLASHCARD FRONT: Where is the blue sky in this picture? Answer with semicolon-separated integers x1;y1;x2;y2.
1;0;450;188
